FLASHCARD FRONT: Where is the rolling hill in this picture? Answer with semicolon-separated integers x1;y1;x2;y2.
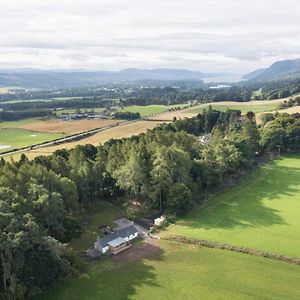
0;68;211;89
243;58;300;82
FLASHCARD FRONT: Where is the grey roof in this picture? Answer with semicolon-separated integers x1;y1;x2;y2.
118;225;138;238
96;225;138;248
107;237;126;247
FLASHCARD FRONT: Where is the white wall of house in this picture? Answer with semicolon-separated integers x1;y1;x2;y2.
102;246;109;254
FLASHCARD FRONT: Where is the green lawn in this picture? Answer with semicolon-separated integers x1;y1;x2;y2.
0;128;64;152
117;104;187;117
163;155;300;257
41;240;300;300
188;103;279;114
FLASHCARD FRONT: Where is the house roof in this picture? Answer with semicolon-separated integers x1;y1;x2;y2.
96;225;138;248
107;237;127;248
118;225;138;238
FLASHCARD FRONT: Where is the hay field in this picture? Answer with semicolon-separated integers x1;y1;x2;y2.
19;118;120;135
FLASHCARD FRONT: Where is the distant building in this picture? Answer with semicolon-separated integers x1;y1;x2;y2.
94;225;138;255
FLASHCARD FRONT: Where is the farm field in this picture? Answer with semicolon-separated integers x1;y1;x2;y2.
278;105;300;114
19;118;120;135
116;104;187;117
0;117;122;157
152;99;285;121
187;102;279;114
6;120;166;160
41;239;300;300
0;118;44;128
0;128;64;153
162;155;300;257
40;154;300;300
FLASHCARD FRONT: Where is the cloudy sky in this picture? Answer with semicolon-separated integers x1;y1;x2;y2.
1;0;300;77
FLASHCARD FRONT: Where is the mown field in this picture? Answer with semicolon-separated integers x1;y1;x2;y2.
41;240;300;300
0;128;64;153
163;155;300;257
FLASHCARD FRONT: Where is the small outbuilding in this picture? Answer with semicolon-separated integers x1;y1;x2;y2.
94;225;138;255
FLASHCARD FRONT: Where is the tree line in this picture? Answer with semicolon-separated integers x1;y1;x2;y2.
0;107;299;299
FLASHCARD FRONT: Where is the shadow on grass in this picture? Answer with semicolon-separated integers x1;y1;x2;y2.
42;241;165;300
184;158;300;230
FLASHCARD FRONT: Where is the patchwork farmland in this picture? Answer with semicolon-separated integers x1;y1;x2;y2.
0;99;293;159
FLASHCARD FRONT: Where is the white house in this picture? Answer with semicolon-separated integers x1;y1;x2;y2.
94;225;138;255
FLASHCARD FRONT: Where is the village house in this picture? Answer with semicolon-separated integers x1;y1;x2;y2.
94;225;138;255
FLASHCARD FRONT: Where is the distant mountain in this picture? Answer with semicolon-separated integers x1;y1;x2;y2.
118;68;208;81
243;58;300;82
242;68;266;81
0;68;211;89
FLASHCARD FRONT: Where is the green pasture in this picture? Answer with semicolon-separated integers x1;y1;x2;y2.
0;128;64;153
163;155;300;257
41;240;300;300
188;103;279;114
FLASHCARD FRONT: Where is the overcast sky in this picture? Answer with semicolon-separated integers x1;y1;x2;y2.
1;0;300;76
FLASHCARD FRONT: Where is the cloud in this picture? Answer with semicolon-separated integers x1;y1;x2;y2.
0;0;300;76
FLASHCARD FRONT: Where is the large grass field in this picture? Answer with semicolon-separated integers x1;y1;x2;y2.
41;240;300;300
0;128;64;152
163;155;300;257
188;102;279;114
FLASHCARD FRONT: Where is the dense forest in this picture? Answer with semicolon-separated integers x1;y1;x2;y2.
0;108;299;299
